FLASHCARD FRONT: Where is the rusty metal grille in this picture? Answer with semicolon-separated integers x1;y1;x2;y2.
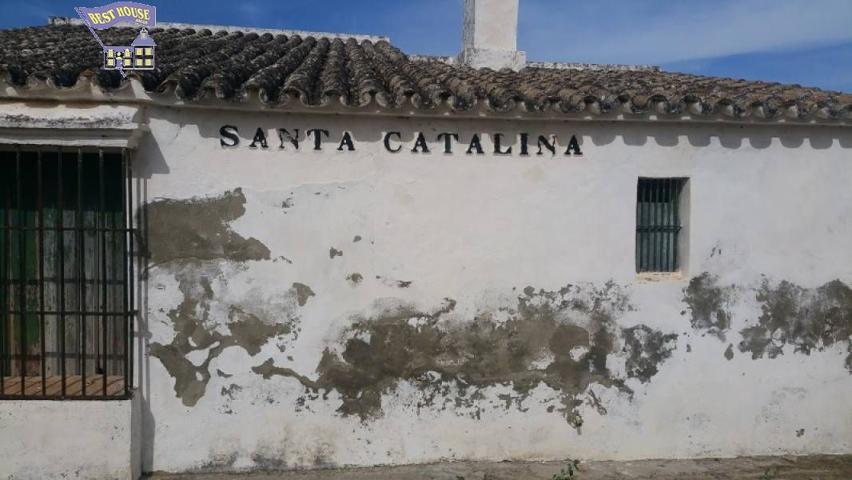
636;178;686;273
0;146;135;399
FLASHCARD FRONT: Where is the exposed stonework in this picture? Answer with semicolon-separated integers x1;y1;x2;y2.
150;264;297;406
681;274;851;371
291;283;316;307
253;282;679;430
621;325;678;382
739;279;851;363
682;272;736;339
146;188;271;265
146;188;312;406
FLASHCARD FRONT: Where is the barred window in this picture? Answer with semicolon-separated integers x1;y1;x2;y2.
636;178;687;273
1;147;135;399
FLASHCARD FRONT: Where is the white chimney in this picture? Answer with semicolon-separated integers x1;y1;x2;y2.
459;0;527;70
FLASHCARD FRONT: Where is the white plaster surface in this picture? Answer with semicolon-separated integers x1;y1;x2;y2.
0;396;140;480
131;107;852;473
0;100;850;475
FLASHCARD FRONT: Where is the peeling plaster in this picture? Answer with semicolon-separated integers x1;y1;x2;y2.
149;264;296;406
146;188;271;265
146;189;309;406
252;282;679;431
682;272;736;339
739;279;851;364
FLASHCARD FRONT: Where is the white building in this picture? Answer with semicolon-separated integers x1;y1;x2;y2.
0;1;850;478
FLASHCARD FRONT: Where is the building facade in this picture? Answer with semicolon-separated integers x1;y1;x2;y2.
0;1;851;478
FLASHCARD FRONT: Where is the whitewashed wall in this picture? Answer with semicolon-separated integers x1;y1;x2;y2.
132;107;851;473
0;396;141;480
2;100;850;476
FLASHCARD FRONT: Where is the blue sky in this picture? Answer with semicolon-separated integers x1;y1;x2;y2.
2;0;851;92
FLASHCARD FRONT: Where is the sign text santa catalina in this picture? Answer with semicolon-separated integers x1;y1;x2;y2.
220;126;584;157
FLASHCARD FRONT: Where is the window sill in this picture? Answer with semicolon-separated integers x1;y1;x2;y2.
636;271;685;283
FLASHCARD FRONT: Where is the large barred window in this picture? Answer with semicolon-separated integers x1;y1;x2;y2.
0;147;135;399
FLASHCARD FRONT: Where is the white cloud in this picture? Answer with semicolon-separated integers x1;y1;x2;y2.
520;0;852;64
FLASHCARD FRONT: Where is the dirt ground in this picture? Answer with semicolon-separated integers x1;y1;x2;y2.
147;454;852;479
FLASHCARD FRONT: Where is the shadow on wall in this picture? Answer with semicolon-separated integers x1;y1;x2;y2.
128;173;156;473
147;107;852;153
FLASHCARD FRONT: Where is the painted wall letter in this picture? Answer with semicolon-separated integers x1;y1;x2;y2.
220;125;239;147
250;128;268;149
437;133;459;154
277;128;299;150
384;132;402;152
308;129;330;151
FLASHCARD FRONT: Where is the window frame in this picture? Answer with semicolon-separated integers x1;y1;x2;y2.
0;145;136;400
635;177;689;275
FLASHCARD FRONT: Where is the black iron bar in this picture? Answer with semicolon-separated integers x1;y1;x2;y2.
635;180;641;273
638;179;644;272
1;151;8;396
77;149;86;396
640;179;645;272
658;180;664;272
673;180;681;271
15;147;27;396
38;149;46;395
99;150;108;397
670;180;676;272
662;179;668;272
646;179;653;271
16;147;26;395
654;178;660;271
127;150;134;394
668;179;674;271
121;150;129;396
669;178;680;272
638;179;645;272
643;179;649;271
0;227;135;233
58;148;66;398
8;310;140;316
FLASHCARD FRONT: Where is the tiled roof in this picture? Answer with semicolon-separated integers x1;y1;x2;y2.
1;24;851;123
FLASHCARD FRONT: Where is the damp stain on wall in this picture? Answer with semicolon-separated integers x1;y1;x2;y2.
683;272;851;372
146;188;271;265
146;189;311;406
253;282;679;431
621;325;678;382
682;272;736;339
149;264;303;406
739;278;851;367
291;283;316;307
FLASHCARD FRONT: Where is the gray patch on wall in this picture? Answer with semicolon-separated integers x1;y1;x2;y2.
149;265;301;406
253;282;678;431
291;283;316;307
622;325;678;382
146;188;271;265
682;272;737;339
146;188;311;405
739;279;851;367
